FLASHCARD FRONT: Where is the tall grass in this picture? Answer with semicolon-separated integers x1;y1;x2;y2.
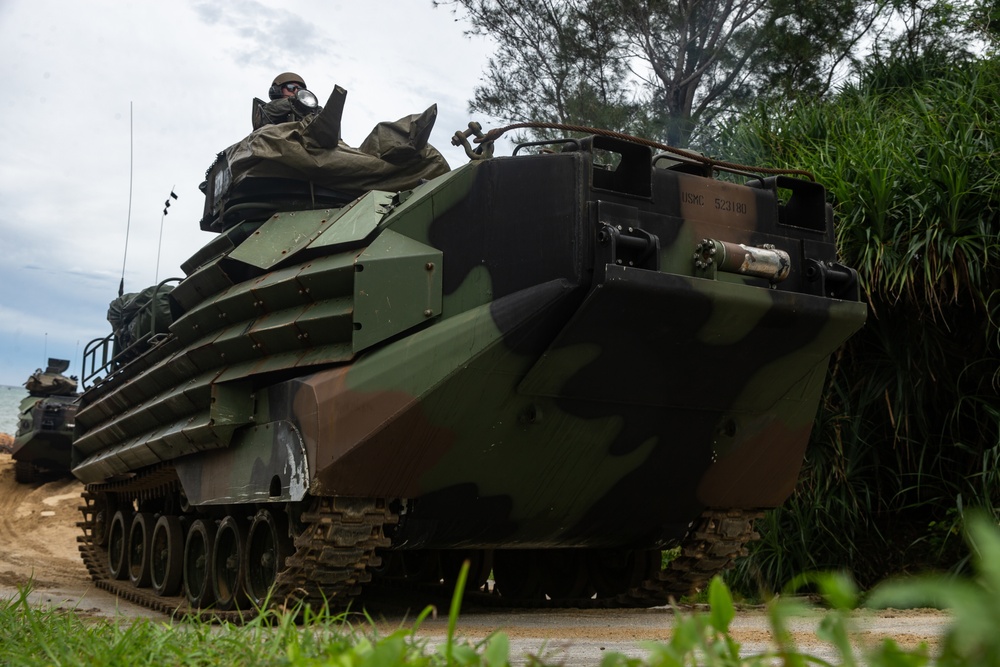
716;55;1000;593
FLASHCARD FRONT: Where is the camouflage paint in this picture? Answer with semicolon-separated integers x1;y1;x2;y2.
73;134;866;554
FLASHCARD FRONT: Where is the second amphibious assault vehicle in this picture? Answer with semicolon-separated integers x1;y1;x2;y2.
11;359;79;483
74;85;867;615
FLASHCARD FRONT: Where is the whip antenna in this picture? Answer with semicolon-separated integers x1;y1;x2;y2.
119;101;134;297
155;186;178;283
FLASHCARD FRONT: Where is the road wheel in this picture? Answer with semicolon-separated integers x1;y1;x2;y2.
150;515;184;596
212;515;248;611
107;510;132;580
183;519;217;608
128;512;155;588
244;509;292;607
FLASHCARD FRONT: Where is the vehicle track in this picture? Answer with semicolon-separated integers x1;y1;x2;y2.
75;463;762;620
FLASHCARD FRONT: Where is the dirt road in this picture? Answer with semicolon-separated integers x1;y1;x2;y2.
0;453;161;619
0;453;89;589
0;453;950;664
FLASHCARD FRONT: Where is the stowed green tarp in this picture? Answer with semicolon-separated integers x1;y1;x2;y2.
221;96;451;195
24;370;77;397
107;285;174;350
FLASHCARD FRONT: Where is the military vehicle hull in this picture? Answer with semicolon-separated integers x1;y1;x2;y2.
75;132;866;615
12;361;78;484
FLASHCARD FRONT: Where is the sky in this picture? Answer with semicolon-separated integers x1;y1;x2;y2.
0;0;502;388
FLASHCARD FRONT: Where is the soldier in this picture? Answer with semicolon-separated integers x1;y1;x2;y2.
268;72;308;100
254;72;320;129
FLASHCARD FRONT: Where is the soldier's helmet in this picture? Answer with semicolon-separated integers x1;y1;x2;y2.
269;72;307;100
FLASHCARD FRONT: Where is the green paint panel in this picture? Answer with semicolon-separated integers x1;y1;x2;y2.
76;403;145;452
157;414;200;453
441;264;495;317
183;322;258;371
344;300;505;396
75;386;128;430
170;295;229;344
180;260;306;341
209;322;263;364
353;229;443;353
150;352;202;394
184;332;232;372
72;423;117;456
229;208;341;270
307;191;393;250
295;298;353;345
77;373;215;463
248;266;310;312
381;163;478;246
213;350;306;383
143;383;200;425
169;259;235;316
293;254;355;300
182;220;267;276
78;410;216;483
79;368;218;457
123;342;186;395
82;441;132;479
144;419;198;462
292;342;354;368
179;369;218;412
78;411;211;483
74;339;184;428
203;281;266;325
247;306;310;355
79;418;197;482
133;413;212;463
182;410;224;446
210;381;254;427
117;434;165;470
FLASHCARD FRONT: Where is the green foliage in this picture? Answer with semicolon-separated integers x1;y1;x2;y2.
443;0;982;147
867;511;1000;665
972;0;1000;48
0;573;513;667
699;522;1000;667
7;518;1000;665
719;54;1000;595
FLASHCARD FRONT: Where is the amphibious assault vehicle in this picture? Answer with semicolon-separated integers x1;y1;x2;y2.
12;359;79;483
74;85;867;615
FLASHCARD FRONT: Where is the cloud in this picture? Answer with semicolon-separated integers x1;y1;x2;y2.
0;0;499;387
191;0;335;68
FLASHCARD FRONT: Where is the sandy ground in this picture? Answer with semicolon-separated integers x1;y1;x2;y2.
0;452;951;664
0;452;163;619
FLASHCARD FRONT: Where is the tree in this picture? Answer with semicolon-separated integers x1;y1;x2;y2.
440;0;981;148
441;1;654;141
973;0;1000;45
615;0;891;146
